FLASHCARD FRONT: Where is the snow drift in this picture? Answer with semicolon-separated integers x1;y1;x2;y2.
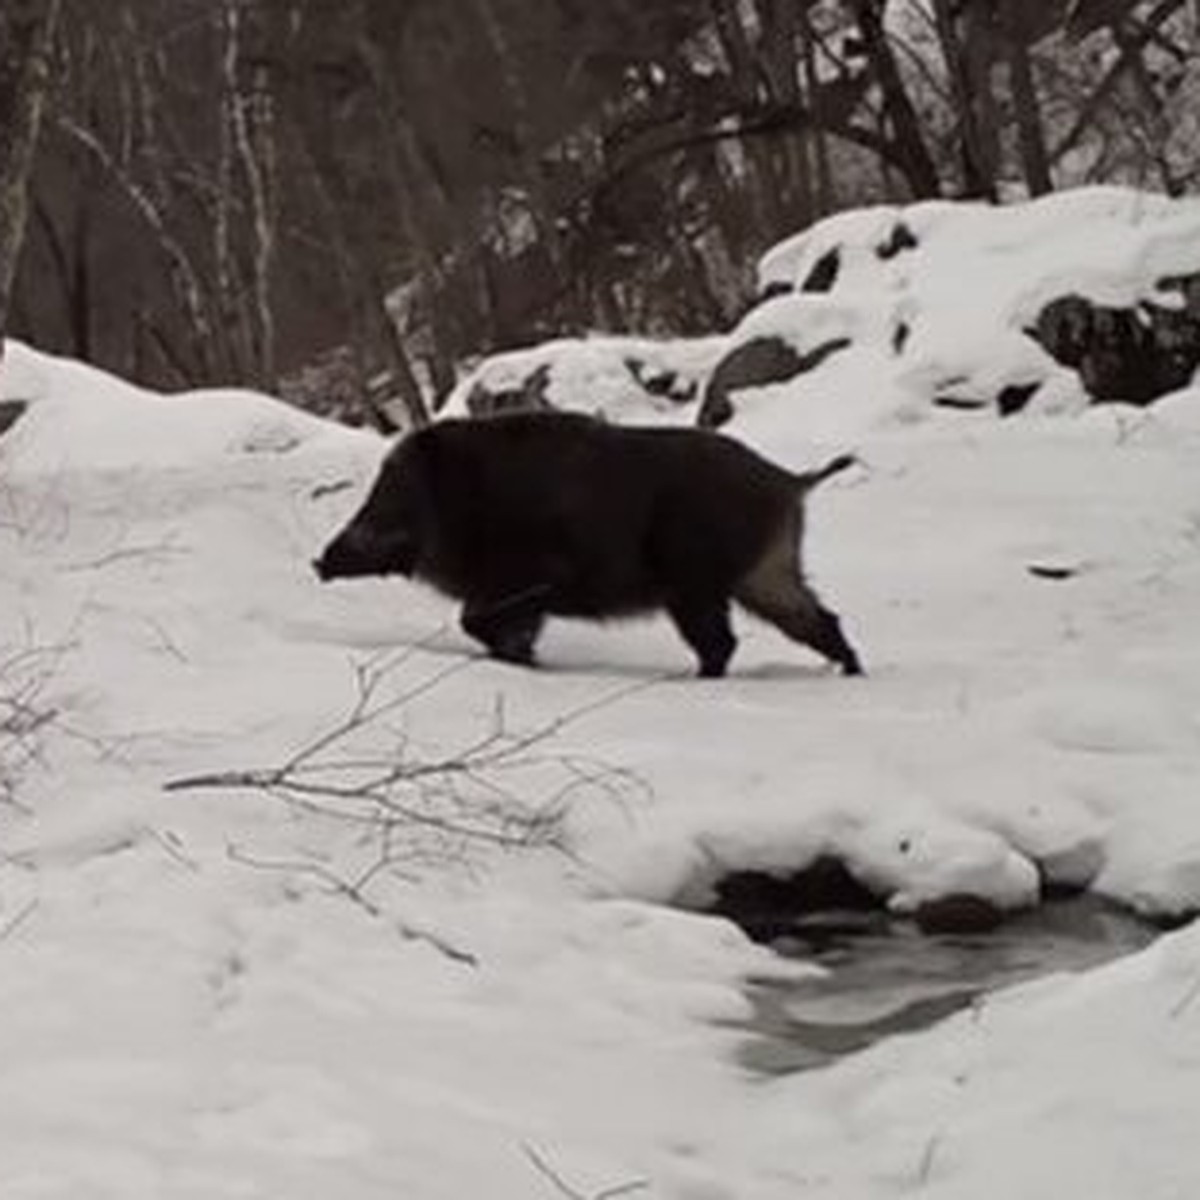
2;187;1200;1199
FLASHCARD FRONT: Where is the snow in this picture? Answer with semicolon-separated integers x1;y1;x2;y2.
3;186;1200;1198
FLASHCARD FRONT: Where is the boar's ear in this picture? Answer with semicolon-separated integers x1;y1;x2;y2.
371;429;430;501
403;424;450;495
409;422;444;465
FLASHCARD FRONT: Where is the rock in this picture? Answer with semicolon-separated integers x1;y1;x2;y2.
1027;563;1078;581
0;400;27;436
1031;285;1200;405
623;357;696;404
997;382;1040;416
875;221;919;260
464;361;553;417
913;893;1005;934
933;395;988;412
755;280;795;305
709;855;879;942
697;335;852;428
800;247;841;293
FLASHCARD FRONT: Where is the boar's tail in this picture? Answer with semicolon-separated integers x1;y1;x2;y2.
792;452;857;494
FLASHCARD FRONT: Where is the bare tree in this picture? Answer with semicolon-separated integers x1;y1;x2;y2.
0;0;63;352
1002;1;1053;195
7;0;1200;414
849;0;943;198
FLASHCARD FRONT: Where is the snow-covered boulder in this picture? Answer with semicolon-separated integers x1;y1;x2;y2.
440;333;726;425
719;185;1200;429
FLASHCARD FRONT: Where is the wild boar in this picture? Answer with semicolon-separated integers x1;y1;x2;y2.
314;412;863;678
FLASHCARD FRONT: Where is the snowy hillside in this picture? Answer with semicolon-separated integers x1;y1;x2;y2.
3;188;1200;1199
448;186;1200;434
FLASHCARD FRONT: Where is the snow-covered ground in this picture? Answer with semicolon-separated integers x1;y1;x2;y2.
3;187;1200;1198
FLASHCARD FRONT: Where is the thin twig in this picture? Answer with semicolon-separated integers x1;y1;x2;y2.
63;537;184;573
1170;974;1200;1018
0;899;38;944
226;844;477;966
522;1143;649;1200
916;1131;942;1187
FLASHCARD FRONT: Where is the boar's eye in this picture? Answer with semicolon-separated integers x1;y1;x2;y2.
378;526;419;575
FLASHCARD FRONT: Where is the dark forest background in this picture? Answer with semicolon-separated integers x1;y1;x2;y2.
1;1;1198;427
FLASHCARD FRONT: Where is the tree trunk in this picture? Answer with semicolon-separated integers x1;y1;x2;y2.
931;0;998;199
0;0;63;352
1002;0;1053;195
215;0;242;378
800;4;834;214
466;0;565;271
708;0;782;234
228;0;279;389
850;0;942;199
32;192;92;358
60;115;213;380
758;0;813;226
963;2;1002;195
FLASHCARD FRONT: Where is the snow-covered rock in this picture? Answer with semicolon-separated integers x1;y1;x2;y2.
446;187;1200;435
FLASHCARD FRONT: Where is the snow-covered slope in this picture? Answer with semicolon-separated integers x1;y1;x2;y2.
3;185;1200;1199
447;186;1200;433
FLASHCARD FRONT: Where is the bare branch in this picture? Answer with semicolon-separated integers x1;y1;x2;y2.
163;646;658;920
1050;0;1187;164
226;843;478;966
55;114;215;375
0;899;38;945
522;1143;649;1200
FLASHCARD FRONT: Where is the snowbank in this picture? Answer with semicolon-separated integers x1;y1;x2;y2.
2;187;1200;1200
1;341;369;473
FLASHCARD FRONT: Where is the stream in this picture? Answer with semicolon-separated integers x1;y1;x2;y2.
739;896;1159;1074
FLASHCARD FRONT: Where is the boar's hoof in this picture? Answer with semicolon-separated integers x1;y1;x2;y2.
462;605;543;668
695;640;736;677
488;635;538;668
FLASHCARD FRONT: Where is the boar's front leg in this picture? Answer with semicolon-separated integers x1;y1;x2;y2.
665;595;738;678
460;591;548;667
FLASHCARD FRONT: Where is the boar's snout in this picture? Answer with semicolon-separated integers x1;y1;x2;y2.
313;525;371;581
313;522;418;581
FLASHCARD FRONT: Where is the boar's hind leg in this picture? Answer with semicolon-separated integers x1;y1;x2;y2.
780;592;861;676
736;546;863;677
666;596;737;678
461;595;547;667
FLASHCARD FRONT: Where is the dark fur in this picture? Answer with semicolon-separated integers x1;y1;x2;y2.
314;412;863;677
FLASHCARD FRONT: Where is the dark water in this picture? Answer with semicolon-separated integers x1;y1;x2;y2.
739;896;1159;1074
